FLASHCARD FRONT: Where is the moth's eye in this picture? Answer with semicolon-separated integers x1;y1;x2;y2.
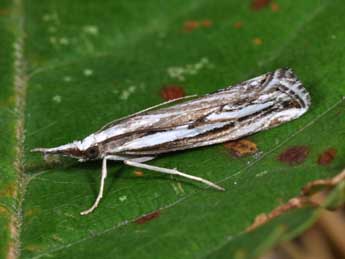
85;146;99;159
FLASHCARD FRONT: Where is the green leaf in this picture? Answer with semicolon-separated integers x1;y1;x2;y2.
2;0;345;258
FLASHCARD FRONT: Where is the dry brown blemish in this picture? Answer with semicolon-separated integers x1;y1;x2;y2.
317;148;337;166
160;85;185;101
134;171;144;177
251;0;272;10
247;169;345;231
302;170;345;196
183;20;213;32
253;37;263;46
134;210;160;224
278;145;310;166
233;21;243;29
183;20;199;32
201;20;213;28
271;2;279;12
224;139;257;158
246;196;316;232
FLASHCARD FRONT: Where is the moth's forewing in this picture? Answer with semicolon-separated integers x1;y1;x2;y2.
89;68;311;156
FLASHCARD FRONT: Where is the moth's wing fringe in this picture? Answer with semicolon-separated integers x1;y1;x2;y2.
274;68;311;109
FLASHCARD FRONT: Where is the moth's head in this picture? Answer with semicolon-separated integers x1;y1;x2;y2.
31;141;101;162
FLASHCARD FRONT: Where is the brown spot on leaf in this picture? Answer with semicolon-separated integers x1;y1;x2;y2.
134;170;144;177
318;148;337;166
135;210;160;224
160;85;185;101
278;145;309;166
251;0;272;10
224;139;257;158
183;20;213;32
233;21;243;29
201;19;213;28
253;37;263;46
271;2;279;12
183;20;199;32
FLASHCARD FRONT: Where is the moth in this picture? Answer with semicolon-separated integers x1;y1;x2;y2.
32;68;311;215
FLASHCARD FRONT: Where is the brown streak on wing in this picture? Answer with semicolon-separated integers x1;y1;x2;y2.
118;105;281;156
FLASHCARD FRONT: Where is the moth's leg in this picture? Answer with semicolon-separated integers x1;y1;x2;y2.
124;156;156;163
105;155;155;163
123;160;225;191
80;155;155;215
80;155;123;215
